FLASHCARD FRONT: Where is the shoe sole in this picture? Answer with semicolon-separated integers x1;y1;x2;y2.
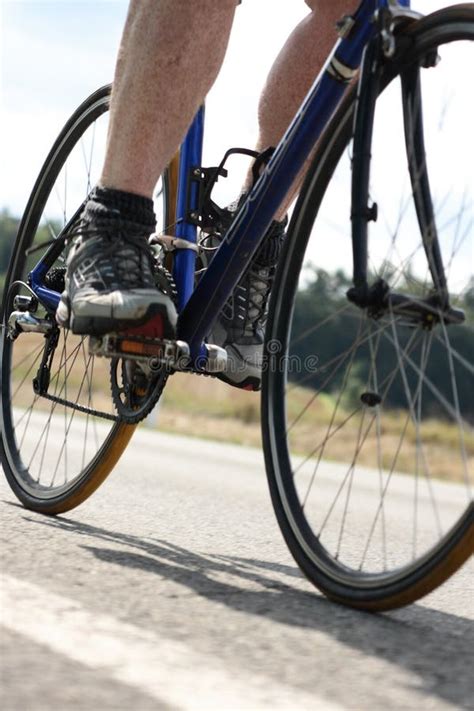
57;292;176;339
217;371;261;392
70;303;174;338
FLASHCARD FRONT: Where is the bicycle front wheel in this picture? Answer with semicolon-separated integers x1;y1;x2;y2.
0;86;171;514
262;6;474;610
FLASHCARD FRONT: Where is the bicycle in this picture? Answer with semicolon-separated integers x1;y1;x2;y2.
1;0;473;611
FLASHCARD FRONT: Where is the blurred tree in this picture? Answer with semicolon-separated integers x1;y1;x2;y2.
0;210;19;299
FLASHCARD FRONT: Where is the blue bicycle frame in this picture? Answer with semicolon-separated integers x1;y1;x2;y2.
175;0;410;358
29;0;411;363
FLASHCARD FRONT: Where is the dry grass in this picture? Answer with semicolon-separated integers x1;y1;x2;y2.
155;373;473;484
6;334;473;484
156;372;262;448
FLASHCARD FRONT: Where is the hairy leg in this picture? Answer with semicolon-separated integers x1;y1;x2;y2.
101;0;237;197
249;0;357;220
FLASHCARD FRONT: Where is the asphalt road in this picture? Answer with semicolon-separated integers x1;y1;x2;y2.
1;427;473;711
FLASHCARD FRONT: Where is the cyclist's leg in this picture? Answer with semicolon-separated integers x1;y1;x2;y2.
58;0;238;336
251;0;357;219
101;0;238;197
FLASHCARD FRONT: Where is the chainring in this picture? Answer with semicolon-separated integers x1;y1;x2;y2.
110;358;169;424
110;263;177;424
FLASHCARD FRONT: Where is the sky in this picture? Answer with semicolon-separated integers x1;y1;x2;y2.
0;0;456;216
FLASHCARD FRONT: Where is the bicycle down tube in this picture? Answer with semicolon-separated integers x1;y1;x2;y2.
176;0;411;357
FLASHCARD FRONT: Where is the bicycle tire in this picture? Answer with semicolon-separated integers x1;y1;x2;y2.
0;85;172;515
262;6;474;611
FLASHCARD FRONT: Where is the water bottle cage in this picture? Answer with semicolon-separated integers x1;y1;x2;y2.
186;146;275;232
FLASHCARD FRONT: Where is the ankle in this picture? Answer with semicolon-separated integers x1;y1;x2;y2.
84;186;156;230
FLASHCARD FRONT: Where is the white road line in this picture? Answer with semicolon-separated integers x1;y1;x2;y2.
1;574;343;711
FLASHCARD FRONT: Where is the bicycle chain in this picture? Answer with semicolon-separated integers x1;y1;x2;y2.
39;392;120;422
110;361;169;425
34;327;122;422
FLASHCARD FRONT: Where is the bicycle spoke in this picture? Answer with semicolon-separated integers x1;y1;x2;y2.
388;310;442;535
288;312;364;434
81;119;96;197
289;302;353;349
335;405;369;561
412;333;432;559
11;340;45;373
367;325;387;569
287;315;394;413
51;352;91;487
382;328;471;428
24;333;84;482
300;316;365;506
433;331;474;376
293;323;420;482
50;335;86;486
359;329;434;568
62;331;70;484
318;328;421;542
81;343;95;471
318;408;375;539
36;342;65;484
292;407;361;477
11;346;45;402
439;316;472;495
26;335;69;476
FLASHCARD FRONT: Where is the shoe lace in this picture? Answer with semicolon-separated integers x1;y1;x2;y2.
223;261;275;337
247;263;274;328
221;224;285;336
75;217;156;289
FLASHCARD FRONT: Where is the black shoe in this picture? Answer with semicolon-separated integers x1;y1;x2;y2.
56;213;177;338
207;211;286;391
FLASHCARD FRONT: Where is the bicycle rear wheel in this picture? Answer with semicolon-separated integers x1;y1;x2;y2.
262;6;474;610
0;86;171;514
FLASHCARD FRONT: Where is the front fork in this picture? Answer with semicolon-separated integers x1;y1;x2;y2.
400;58;448;303
349;12;452;318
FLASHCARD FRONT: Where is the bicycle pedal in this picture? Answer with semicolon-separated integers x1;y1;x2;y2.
89;333;190;368
201;343;227;373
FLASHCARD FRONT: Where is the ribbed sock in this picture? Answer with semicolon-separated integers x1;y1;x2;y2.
83;186;156;229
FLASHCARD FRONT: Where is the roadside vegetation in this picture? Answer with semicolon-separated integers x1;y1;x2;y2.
156;373;473;483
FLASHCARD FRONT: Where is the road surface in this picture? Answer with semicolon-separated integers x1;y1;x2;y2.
1;427;473;710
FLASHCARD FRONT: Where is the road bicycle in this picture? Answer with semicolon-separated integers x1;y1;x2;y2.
1;0;473;610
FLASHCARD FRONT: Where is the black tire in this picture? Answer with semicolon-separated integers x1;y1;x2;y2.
0;86;169;514
262;7;474;610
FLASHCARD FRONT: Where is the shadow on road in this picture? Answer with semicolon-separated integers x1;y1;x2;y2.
20;511;474;710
